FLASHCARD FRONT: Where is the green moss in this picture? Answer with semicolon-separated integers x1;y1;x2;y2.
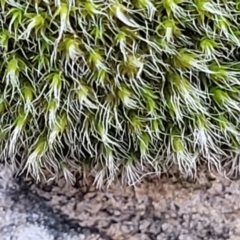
1;0;240;186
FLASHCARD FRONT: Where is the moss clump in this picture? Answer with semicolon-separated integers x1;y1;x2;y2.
1;0;240;186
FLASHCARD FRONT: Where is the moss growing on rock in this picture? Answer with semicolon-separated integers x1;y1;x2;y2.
1;0;240;186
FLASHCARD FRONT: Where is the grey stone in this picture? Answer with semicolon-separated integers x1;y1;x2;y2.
0;164;239;240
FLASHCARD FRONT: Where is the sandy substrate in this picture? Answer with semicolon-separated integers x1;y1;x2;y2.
0;164;240;240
